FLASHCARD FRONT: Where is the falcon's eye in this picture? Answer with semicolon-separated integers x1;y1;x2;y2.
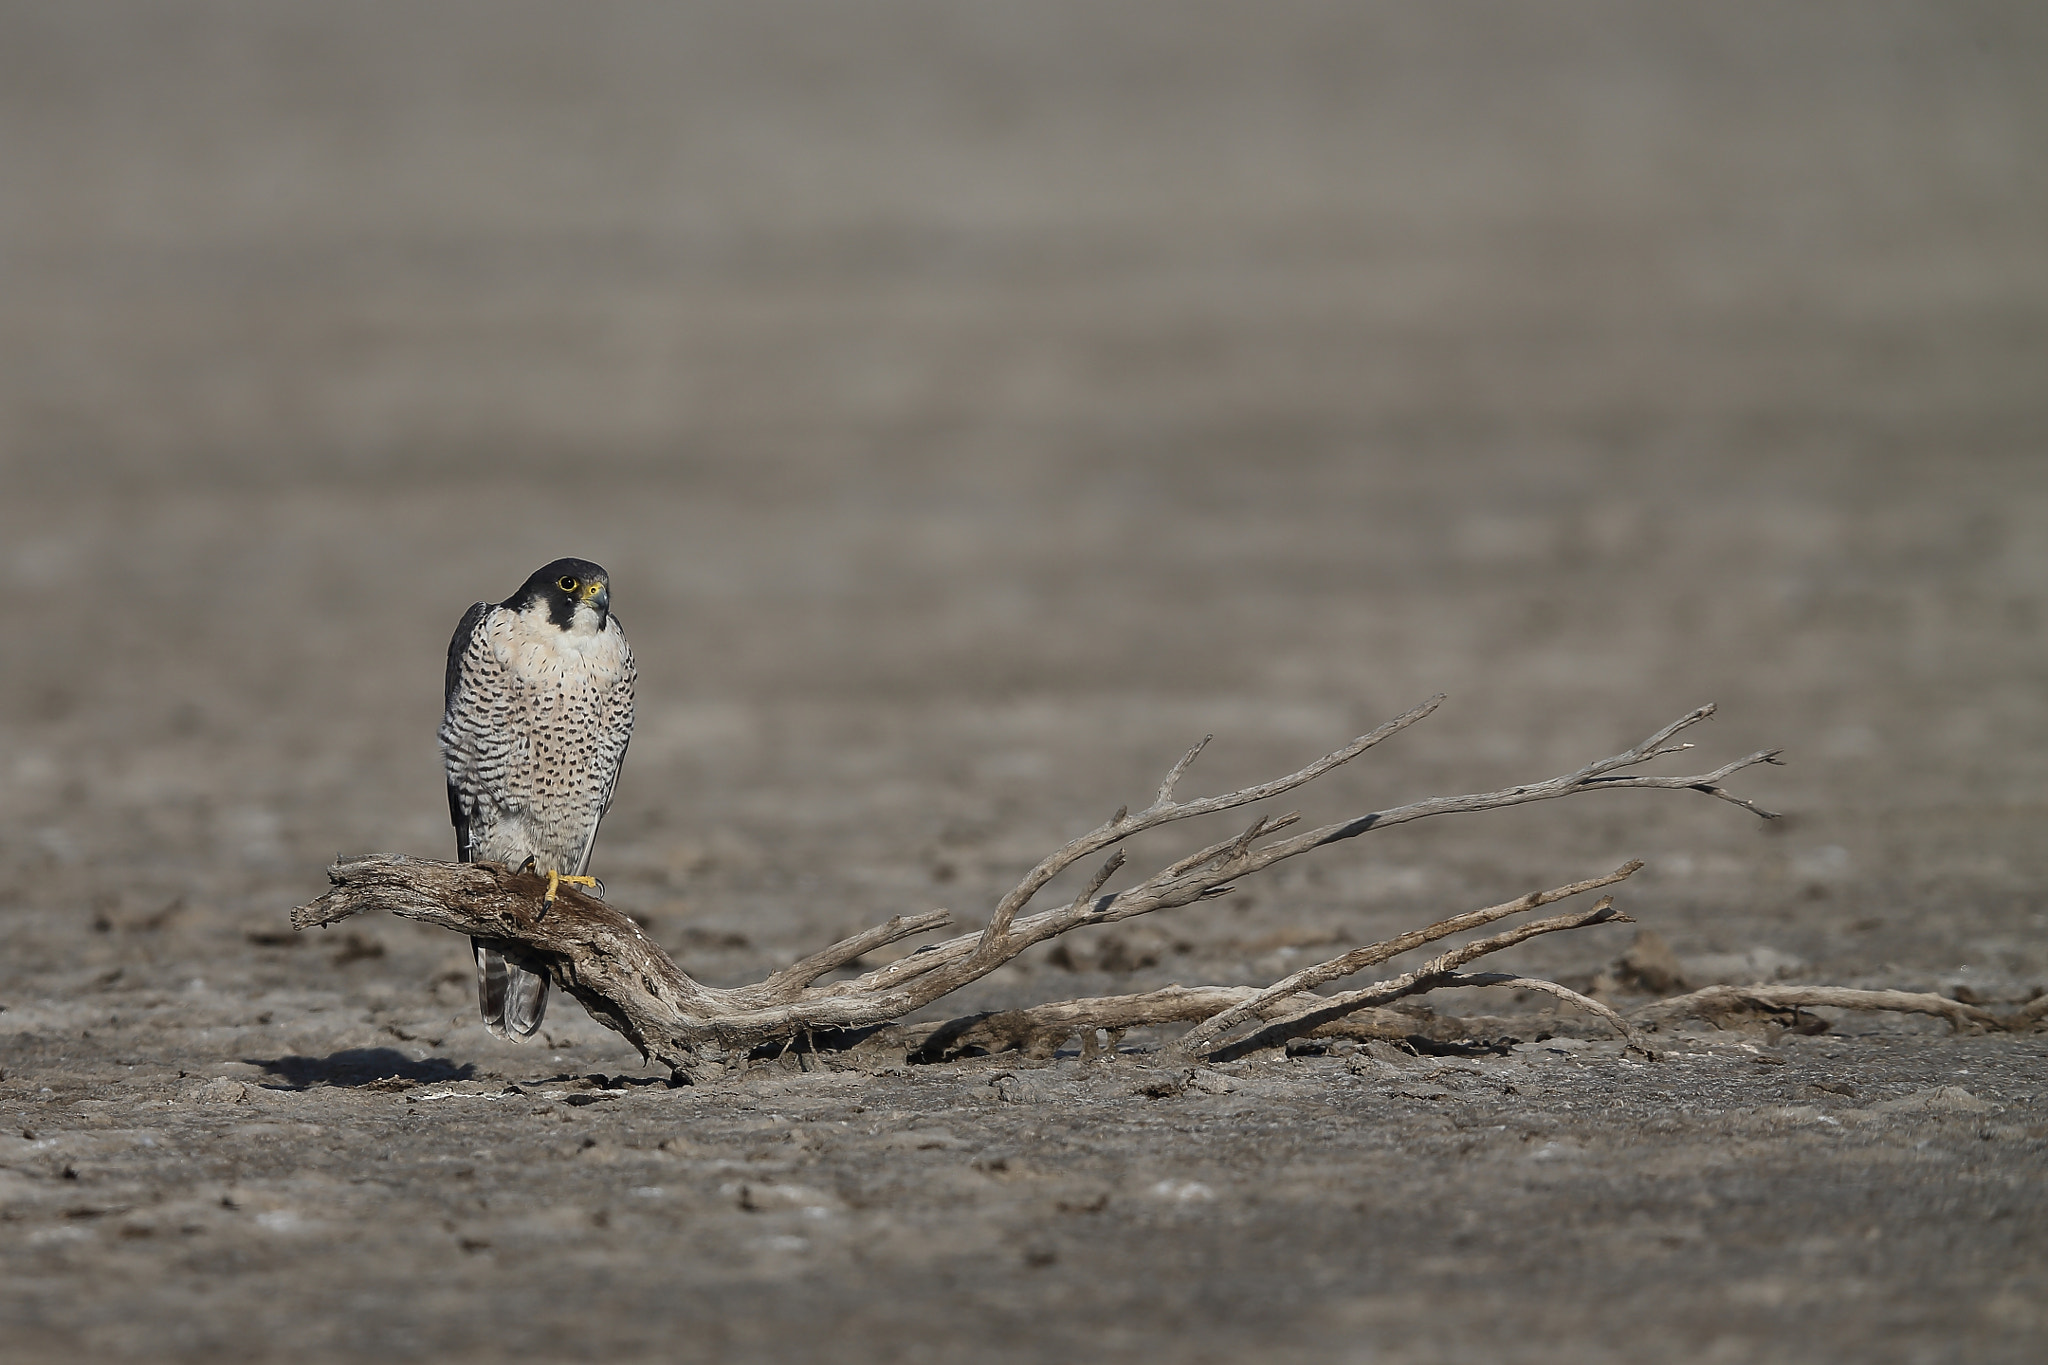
557;576;579;593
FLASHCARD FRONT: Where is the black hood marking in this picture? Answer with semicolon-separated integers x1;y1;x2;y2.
501;557;611;631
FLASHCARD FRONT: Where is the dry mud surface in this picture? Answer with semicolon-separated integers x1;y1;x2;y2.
2;5;2046;1362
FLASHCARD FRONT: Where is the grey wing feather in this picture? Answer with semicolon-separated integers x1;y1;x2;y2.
474;941;508;1024
441;601;551;1038
443;601;490;864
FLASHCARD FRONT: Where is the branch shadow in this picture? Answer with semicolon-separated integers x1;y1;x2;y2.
247;1047;477;1089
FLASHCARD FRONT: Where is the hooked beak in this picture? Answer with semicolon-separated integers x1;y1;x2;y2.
583;580;610;616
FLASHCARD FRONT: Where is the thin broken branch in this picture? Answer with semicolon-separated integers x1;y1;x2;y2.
2009;993;2048;1028
1438;973;1638;1045
1628;984;2008;1034
1199;895;1632;1061
752;910;954;1006
1170;861;1644;1058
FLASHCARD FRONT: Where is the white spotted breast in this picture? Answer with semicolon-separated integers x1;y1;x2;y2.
439;603;635;876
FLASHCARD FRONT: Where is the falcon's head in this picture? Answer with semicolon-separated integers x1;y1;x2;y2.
505;558;613;632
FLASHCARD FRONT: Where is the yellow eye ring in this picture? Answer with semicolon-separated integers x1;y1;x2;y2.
558;576;579;592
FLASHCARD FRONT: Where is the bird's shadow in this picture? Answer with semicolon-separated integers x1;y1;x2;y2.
248;1047;476;1089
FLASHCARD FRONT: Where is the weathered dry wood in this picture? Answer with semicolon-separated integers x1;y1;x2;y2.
1431;972;1639;1044
1628;984;2009;1034
294;855;720;1068
1170;861;1644;1058
959;694;1448;971
746;910;954;1006
903;991;1490;1062
2008;993;2048;1028
906;979;2045;1067
776;710;1776;1014
906;967;1641;1063
1195;895;1636;1061
290;700;1799;1081
908;986;1286;1061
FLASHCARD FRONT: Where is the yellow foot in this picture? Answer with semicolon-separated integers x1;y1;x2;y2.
539;871;600;916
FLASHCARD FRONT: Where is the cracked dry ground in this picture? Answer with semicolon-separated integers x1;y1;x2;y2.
3;1013;2045;1364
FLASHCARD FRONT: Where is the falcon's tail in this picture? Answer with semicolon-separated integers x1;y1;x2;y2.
473;938;550;1039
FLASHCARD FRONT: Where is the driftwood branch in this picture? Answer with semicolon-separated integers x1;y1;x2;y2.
288;700;1846;1082
1627;984;2012;1034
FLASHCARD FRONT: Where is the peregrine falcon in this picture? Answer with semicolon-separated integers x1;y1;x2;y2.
439;558;636;1038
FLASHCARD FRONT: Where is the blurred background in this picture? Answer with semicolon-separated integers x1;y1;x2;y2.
2;1;2044;1016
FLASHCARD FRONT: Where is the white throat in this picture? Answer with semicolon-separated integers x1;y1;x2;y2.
514;597;606;637
492;600;626;684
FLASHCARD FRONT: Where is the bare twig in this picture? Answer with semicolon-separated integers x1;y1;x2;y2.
962;695;1445;968
1155;735;1212;807
1433;973;1644;1053
750;911;956;1005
